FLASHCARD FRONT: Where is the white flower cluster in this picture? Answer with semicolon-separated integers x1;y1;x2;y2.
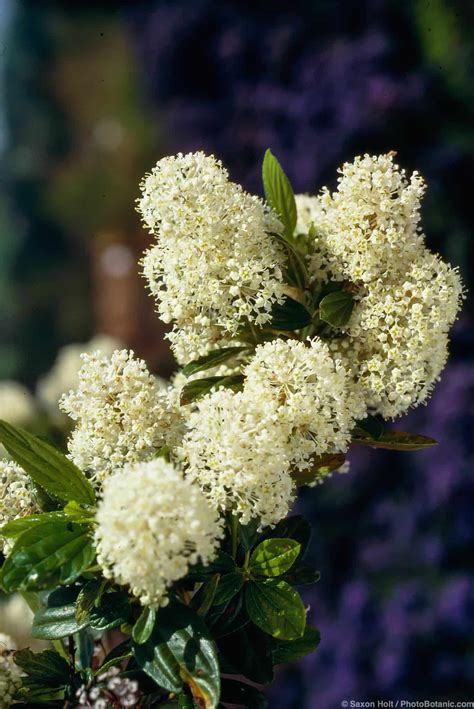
244;339;366;469
180;388;294;528
0;635;21;709
37;334;121;419
299;153;426;284
0;461;38;554
138;151;286;363
332;251;464;417
297;153;463;417
60;349;182;484
76;667;141;708
95;459;222;607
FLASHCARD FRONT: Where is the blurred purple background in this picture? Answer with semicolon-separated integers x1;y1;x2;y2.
1;0;473;705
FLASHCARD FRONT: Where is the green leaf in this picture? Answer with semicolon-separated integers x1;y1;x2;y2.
196;574;220;617
273;625;321;664
133;606;157;644
207;592;248;639
239;518;260;552
0;420;95;505
13;648;70;686
319;290;355;328
263;516;311;558
218;625;274;684
262;149;297;238
354;415;384;440
75;579;104;625
351;430;437;450
134;604;220;709
88;591;133;631
1;511;69;539
1;519;94;593
213;571;244;606
188;552;236;582
290;452;346;486
32;602;87;639
63;500;96;522
182;346;249;377
283;562;321;587
245;579;306;640
249;539;300;578
180;374;244;406
270;296;312;331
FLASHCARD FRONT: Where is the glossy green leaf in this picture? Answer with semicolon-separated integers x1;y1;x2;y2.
133;606;157;644
75;579;104;625
273;625;321;664
319;290;355;328
351;430;437;450
263;516;311;558
207;591;248;639
134;604;220;708
182;346;249;377
218;624;274;684
1;511;69;539
213;571;244;606
89;591;133;631
32;602;87;639
249;538;300;578
290;452;346;486
188;551;235;582
270;296;312;331
1;519;94;593
245;579;306;640
180;374;244;405
262;149;297;238
0;420;95;505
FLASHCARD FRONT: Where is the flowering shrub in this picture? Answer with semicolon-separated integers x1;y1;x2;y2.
0;150;463;707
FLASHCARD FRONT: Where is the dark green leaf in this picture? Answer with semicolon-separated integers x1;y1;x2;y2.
319;290;355;328
89;591;133;631
207;591;248;639
133;606;157;644
1;519;94;593
245;579;306;640
213;571;244;606
96;640;132;675
273;625;320;664
262;149;297;238
220;678;268;708
196;574;220;616
249;538;300;578
0;420;95;505
13;648;70;686
134;604;220;708
182;346;249;377
188;552;235;582
354;415;385;440
290;452;346;486
32;603;87;639
263;516;311;558
239;518;260;552
218;625;274;684
283;562;321;586
270;296;312;331
180;374;244;405
351;430;437;450
75;579;104;625
76;629;95;669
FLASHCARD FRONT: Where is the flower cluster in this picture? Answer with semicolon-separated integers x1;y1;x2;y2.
76;667;142;708
60;349;181;484
0;461;38;554
138;152;286;363
95;458;222;606
0;635;21;709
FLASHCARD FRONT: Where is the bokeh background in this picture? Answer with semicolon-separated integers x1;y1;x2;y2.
1;1;473;706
